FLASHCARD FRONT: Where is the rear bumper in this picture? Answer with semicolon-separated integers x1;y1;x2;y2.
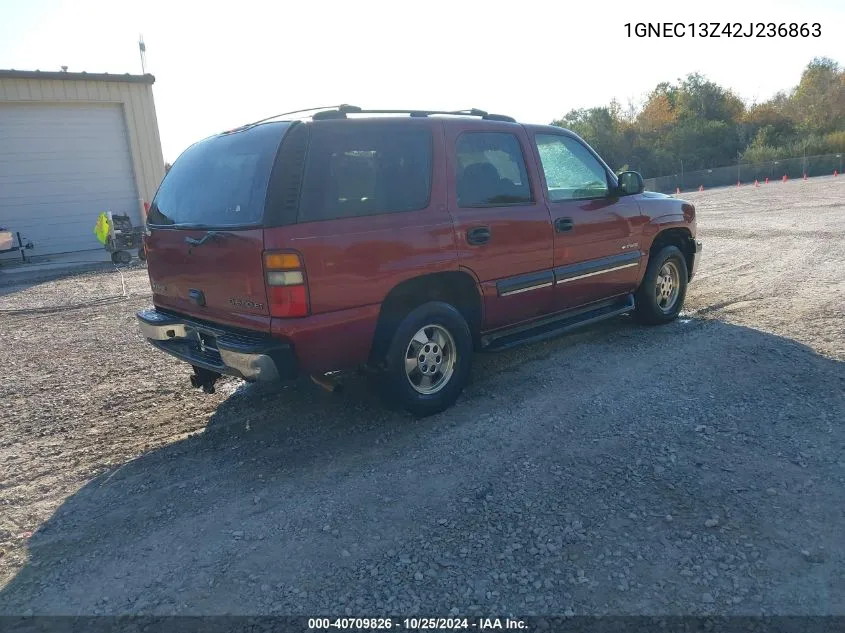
137;308;296;381
689;239;703;280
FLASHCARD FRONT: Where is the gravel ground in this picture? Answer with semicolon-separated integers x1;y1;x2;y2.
0;177;843;616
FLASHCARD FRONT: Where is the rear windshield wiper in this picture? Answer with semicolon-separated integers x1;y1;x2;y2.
184;231;222;247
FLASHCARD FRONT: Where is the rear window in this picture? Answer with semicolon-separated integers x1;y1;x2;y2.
298;124;432;222
149;122;290;227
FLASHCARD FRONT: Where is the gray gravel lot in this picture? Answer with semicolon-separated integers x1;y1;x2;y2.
0;177;843;616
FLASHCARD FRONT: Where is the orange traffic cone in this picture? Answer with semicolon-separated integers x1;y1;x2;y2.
765;177;769;184
835;170;839;177
698;185;704;191
782;174;788;182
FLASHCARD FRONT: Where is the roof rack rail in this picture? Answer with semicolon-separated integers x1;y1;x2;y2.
228;105;517;132
228;104;355;132
312;106;516;123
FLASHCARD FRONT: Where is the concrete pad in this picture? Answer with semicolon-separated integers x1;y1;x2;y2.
0;249;127;285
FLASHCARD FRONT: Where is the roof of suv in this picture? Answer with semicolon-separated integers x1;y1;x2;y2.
299;111;581;143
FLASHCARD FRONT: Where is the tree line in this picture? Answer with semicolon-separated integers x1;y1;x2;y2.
552;57;844;178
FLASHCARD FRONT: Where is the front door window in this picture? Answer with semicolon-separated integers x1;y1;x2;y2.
535;134;609;201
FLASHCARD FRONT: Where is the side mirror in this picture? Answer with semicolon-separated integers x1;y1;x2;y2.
617;171;644;195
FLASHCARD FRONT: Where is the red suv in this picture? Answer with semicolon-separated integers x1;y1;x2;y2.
138;106;701;416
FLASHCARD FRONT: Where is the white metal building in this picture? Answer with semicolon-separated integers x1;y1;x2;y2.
0;69;165;259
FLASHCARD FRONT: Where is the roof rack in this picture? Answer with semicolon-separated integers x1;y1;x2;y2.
226;104;351;133
312;105;516;123
227;104;516;134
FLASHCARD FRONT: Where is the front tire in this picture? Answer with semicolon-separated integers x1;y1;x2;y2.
634;245;688;325
381;301;473;417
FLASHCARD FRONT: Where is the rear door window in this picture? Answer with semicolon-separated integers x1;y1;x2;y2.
298;124;432;222
149;122;289;227
455;132;533;207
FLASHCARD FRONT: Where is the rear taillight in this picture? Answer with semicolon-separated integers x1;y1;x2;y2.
263;251;309;318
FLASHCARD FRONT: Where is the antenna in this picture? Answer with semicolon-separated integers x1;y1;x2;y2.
138;35;147;74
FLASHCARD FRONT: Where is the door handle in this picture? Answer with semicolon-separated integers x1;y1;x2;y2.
554;217;574;232
466;226;491;245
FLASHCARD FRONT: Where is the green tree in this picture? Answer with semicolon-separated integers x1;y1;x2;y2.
549;58;843;178
674;73;745;123
789;57;844;133
551;106;624;169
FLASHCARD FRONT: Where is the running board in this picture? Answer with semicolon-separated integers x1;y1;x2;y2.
481;294;635;352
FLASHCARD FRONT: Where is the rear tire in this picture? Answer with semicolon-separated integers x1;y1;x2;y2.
381;301;473;417
634;245;688;325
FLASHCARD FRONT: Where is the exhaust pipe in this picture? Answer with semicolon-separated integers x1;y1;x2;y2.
310;373;343;393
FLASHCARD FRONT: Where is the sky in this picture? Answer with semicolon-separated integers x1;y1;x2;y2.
1;0;842;162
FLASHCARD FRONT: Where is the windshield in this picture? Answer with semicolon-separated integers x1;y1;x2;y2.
149;122;290;227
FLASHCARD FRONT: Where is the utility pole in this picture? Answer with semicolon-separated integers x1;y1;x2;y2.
139;35;147;74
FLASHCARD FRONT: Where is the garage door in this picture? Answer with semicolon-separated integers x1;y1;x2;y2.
0;102;139;257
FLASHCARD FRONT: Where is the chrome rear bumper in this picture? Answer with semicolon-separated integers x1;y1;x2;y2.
137;308;296;381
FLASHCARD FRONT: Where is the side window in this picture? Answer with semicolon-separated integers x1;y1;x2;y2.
455;132;532;207
535;134;610;201
299;125;432;222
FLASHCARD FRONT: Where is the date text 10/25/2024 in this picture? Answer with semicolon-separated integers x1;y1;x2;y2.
625;22;821;38
308;617;527;630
